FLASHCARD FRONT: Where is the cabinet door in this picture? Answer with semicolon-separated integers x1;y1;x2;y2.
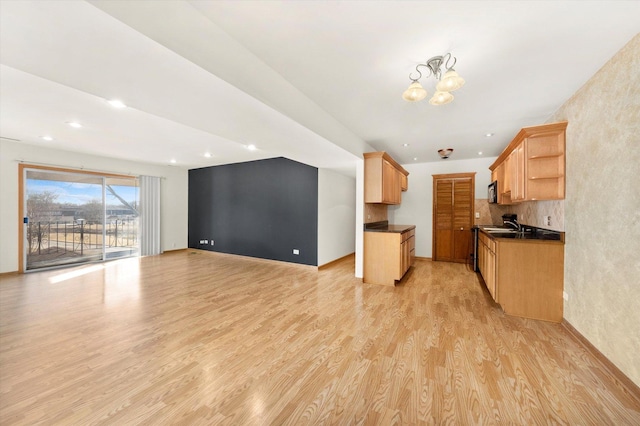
503;154;512;194
382;160;401;204
400;239;409;278
508;149;518;198
487;246;496;300
494;163;504;204
512;141;526;201
478;237;486;275
478;234;497;300
409;234;415;266
400;173;408;192
517;142;526;199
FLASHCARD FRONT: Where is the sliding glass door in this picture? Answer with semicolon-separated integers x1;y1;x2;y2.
24;168;139;271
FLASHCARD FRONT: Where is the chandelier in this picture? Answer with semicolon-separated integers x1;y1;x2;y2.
402;52;465;105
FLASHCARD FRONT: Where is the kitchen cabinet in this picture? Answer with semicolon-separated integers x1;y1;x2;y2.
502;154;511;195
400;172;408;191
400;227;416;277
511;141;526;202
477;231;496;299
364;152;409;204
382;160;400;204
478;229;564;322
526;128;566;200
492;162;510;205
363;226;415;286
490;122;567;203
432;173;475;263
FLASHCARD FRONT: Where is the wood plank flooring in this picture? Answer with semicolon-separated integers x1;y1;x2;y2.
1;250;639;424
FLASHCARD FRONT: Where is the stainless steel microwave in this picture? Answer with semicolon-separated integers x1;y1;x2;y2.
488;181;498;204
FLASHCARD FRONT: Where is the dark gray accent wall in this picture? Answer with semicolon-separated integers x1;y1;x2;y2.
188;157;318;266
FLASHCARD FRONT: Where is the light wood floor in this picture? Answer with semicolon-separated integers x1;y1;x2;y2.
1;251;639;425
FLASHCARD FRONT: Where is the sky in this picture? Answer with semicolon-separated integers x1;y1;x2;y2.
27;179;139;206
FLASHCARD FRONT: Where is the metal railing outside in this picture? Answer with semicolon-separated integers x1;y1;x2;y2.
26;220;139;269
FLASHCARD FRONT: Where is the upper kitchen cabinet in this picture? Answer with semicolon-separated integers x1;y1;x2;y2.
490;122;567;203
364;152;409;204
525;125;566;200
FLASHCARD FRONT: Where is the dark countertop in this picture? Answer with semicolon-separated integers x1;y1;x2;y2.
477;225;564;243
364;221;415;233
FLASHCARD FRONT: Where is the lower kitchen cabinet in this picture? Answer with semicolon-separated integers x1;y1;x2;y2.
477;232;496;299
364;227;415;286
478;231;564;322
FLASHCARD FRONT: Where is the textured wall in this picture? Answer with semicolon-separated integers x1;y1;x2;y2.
549;34;640;385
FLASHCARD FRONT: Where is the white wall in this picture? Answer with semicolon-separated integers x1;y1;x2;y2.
317;168;356;266
0;140;188;273
388;157;497;258
355;160;364;278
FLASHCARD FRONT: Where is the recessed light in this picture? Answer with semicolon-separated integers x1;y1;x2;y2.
478;151;483;155
485;132;494;137
413;157;418;161
170;159;177;164
41;135;54;141
403;143;410;147
67;121;82;128
107;99;126;109
204;152;212;158
247;144;256;151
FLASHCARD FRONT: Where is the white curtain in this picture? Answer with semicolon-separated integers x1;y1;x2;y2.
140;175;161;256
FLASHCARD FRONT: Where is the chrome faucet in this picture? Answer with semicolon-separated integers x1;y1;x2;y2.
504;220;521;231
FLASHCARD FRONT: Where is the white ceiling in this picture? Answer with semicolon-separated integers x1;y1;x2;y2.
1;1;638;173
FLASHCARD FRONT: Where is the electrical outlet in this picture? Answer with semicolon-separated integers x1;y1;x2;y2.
563;291;569;301
199;240;205;244
293;249;300;255
544;216;551;226
475;212;480;219
210;240;214;246
204;240;208;244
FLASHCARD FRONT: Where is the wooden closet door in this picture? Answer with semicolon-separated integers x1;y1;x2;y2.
434;179;454;260
452;178;473;262
433;173;475;263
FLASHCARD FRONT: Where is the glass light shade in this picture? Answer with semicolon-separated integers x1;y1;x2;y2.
438;148;454;158
402;81;427;102
429;91;454;105
436;69;465;92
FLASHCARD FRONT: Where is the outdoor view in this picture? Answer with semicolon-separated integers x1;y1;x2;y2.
25;170;139;270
